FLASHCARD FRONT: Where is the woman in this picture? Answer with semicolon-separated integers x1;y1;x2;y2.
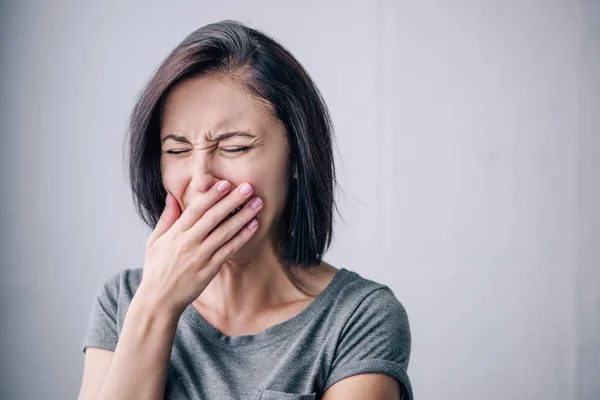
79;20;413;400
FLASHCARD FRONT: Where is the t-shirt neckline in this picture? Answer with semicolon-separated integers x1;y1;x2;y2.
180;267;351;350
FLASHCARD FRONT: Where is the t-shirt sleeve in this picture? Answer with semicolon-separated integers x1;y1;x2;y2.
81;271;122;353
324;287;413;400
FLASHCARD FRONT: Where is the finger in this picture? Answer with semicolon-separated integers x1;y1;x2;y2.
148;192;181;245
207;218;259;267
174;180;231;232
188;183;255;241
198;195;262;255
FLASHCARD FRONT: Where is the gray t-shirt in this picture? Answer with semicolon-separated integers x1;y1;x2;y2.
82;267;413;400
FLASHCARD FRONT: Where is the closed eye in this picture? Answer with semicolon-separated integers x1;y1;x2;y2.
222;146;252;153
164;147;252;155
165;149;189;155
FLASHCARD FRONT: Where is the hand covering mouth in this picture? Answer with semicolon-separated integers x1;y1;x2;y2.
221;197;252;223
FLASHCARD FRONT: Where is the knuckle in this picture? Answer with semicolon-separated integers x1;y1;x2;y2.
214;226;231;244
223;246;235;259
205;211;222;228
189;198;205;214
162;230;177;244
176;236;193;253
218;243;235;259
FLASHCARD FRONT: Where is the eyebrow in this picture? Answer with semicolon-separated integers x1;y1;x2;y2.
161;131;255;145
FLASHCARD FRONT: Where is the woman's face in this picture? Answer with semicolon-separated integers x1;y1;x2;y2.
159;75;292;253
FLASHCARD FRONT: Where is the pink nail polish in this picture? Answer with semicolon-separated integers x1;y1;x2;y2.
239;183;252;195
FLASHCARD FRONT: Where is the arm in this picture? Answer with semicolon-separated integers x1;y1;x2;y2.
78;289;180;400
77;348;113;400
322;373;404;400
78;181;262;399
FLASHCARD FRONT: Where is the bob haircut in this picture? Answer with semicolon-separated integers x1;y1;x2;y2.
126;20;339;268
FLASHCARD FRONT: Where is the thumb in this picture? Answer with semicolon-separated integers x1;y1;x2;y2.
148;192;181;244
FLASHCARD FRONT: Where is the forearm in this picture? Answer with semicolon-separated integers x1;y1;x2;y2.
97;290;180;400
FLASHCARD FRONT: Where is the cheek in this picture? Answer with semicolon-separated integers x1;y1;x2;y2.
221;160;255;182
259;159;289;196
252;166;291;221
160;161;188;197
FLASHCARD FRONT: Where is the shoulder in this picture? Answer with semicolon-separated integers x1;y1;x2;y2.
333;268;410;325
325;266;412;360
81;268;144;353
94;268;144;306
322;268;413;398
100;267;143;291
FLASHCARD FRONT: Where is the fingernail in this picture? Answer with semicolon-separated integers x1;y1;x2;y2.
217;180;230;192
250;197;262;209
247;219;258;230
239;183;252;195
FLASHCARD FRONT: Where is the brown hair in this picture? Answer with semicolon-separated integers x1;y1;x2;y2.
126;20;340;268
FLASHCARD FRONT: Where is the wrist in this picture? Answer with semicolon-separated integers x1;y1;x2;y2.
131;284;184;326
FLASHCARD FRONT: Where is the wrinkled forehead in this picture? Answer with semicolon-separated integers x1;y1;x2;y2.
159;75;279;140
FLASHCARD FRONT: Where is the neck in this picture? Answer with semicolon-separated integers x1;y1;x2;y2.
196;243;305;319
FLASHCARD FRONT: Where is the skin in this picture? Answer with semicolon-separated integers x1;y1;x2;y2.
77;74;402;400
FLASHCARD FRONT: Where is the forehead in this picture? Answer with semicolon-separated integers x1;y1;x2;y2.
159;75;276;138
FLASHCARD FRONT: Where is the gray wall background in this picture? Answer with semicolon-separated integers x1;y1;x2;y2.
1;1;598;399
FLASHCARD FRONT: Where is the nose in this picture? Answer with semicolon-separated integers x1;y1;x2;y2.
189;158;219;194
